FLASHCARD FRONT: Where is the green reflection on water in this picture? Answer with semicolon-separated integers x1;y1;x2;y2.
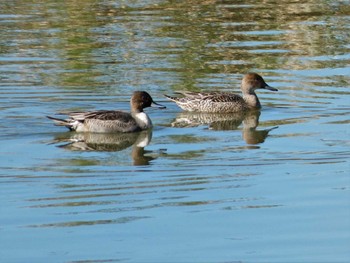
2;0;348;94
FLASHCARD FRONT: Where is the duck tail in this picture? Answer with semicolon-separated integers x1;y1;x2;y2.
164;94;179;102
47;116;74;130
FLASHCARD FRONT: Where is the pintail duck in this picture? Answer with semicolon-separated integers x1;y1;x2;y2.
164;73;277;113
47;91;166;133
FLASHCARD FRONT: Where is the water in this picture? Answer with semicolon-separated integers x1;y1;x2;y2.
1;0;349;262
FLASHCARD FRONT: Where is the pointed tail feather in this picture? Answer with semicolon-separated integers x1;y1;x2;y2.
47;116;68;125
47;116;73;130
164;94;181;102
165;91;200;100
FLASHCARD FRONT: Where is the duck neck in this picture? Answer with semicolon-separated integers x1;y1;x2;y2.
243;93;261;109
132;110;153;130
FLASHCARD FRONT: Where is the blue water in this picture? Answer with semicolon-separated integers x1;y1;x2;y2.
0;0;349;262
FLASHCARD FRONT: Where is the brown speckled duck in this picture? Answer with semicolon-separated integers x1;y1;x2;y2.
164;73;277;113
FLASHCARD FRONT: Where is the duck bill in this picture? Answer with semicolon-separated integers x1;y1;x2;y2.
264;84;278;92
151;101;166;109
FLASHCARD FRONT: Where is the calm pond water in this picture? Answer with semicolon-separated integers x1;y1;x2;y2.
1;0;349;262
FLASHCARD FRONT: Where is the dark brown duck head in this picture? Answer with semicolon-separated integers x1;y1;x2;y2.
130;91;166;113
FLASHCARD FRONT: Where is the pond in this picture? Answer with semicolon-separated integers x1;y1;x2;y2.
1;0;349;262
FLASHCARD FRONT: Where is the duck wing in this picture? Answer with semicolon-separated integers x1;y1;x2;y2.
68;110;132;122
177;91;244;103
70;110;141;132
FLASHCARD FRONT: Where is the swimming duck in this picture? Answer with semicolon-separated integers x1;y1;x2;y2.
47;91;166;133
164;73;277;113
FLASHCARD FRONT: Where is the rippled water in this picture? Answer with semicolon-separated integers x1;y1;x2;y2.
1;0;349;262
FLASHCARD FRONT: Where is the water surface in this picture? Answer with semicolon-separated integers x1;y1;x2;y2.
0;0;349;262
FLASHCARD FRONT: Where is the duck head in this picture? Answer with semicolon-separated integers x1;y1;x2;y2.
241;73;278;94
131;91;166;113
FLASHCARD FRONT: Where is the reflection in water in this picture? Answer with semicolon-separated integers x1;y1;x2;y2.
51;130;155;165
241;111;278;145
170;110;277;144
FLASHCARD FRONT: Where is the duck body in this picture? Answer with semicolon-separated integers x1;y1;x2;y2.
47;91;165;133
165;73;277;113
48;110;149;133
165;91;248;113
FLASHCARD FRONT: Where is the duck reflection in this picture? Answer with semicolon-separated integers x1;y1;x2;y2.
170;111;277;144
52;130;155;165
241;111;278;144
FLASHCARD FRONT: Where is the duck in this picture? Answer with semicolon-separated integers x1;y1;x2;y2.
164;73;277;113
47;91;166;133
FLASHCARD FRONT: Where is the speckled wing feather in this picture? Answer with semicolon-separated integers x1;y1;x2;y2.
202;93;244;103
174;91;243;102
165;92;246;112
